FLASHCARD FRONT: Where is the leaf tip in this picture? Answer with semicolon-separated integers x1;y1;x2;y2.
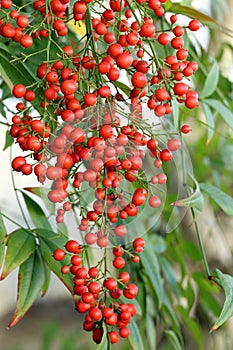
210;324;217;333
0;272;7;280
171;200;181;207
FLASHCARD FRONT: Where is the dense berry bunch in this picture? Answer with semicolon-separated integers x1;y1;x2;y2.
53;237;144;344
3;0;200;345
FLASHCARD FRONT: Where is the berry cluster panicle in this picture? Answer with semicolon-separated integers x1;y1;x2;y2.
2;0;200;344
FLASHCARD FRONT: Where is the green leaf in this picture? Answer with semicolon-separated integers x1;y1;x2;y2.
204;99;233;129
165;330;183;350
200;60;219;99
0;100;6;119
140;238;164;308
200;183;233;216
161;297;182;339
36;228;73;293
21;191;52;230
0;43;44;116
23;188;68;236
172;99;179;129
172;176;204;211
210;269;233;331
146;314;156;350
57;221;69;238
179;241;202;261
8;248;45;327
182;280;195;312
192;272;221;317
164;0;172;11
128;318;145;350
23;187;55;213
41;260;51;297
114;81;131;97
1;229;35;280
3;129;14;151
168;5;217;23
158;256;180;298
177;306;203;349
0;212;7;269
202;103;215;145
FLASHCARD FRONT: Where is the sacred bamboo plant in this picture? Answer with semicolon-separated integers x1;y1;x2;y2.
0;0;233;349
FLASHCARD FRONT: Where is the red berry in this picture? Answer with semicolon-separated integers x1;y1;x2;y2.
167;138;181;151
109;331;119;344
65;240;82;254
118;271;130;283
61;265;69;274
12;84;26;98
123;283;138;299
53;248;65;261
12;156;26;171
104;277;117;290
158;32;170;45
148;195;161;208
114;225;127;237
119;327;130;338
185;96;198;109
181;124;192;134
92;327;104;344
131;72;147;88
113;257;125;269
21;163;33;175
89;307;102;321
188;19;201;31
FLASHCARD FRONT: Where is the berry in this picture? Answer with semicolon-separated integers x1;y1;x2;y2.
53;248;65;261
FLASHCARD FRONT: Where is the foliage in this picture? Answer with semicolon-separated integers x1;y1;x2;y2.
0;0;233;349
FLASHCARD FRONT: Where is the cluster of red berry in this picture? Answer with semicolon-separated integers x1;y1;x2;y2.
53;237;144;344
2;0;200;345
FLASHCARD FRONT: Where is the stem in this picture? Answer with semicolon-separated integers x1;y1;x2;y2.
191;207;210;277
0;211;30;232
10;148;31;229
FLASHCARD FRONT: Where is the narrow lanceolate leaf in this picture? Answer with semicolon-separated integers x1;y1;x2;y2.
0;43;44;116
165;330;183;350
36;229;73;293
140;239;164;308
128;318;145;350
210;269;233;331
168;5;217;23
200;60;219;99
204;99;233;129
21;191;52;230
200;183;233;216
0;212;7;269
1;229;35;280
172;176;204;211
41;260;51;297
3;130;14;151
57;221;69;238
172;98;179;129
23;187;55;214
114;81;131;97
0;99;7;119
146;314;156;350
202;103;215;145
8;248;45;327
